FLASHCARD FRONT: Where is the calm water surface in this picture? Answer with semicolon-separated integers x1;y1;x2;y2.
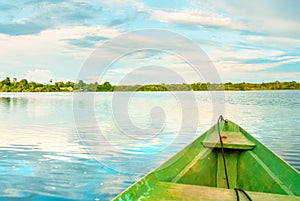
0;91;299;200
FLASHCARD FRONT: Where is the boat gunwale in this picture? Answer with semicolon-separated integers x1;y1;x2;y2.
112;119;300;200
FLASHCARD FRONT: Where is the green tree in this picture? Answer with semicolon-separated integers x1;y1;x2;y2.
20;79;28;87
1;77;11;86
78;80;85;89
97;82;114;91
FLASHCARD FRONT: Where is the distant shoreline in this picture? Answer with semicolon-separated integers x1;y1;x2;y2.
0;77;299;92
0;90;300;93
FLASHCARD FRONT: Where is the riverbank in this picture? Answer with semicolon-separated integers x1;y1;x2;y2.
0;77;299;92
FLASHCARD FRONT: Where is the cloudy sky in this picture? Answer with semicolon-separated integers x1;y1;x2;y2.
0;0;299;84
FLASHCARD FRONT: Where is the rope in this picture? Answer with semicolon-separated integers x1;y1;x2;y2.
234;188;253;201
217;115;230;189
216;115;252;201
234;188;240;201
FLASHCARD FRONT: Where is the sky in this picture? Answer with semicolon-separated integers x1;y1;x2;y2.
0;0;299;84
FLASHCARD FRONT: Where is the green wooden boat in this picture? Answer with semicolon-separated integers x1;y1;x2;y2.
113;118;300;201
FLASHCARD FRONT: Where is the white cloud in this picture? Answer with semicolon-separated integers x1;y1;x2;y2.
205;45;298;81
227;71;300;82
247;35;300;49
34;25;120;58
0;25;121;80
40;25;120;41
215;60;276;72
99;0;145;9
152;9;248;30
209;47;284;62
206;0;300;37
212;54;300;82
0;25;120;58
102;51;205;84
25;69;54;83
268;72;300;80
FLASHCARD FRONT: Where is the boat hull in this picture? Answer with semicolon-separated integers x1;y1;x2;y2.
113;120;300;200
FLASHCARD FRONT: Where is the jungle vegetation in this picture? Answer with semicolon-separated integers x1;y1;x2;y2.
0;77;299;92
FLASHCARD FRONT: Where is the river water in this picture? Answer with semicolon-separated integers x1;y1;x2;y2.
0;91;299;200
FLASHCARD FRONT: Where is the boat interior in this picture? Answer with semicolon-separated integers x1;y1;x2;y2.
114;120;300;201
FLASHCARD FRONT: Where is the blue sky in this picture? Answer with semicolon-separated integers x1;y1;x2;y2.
0;0;299;84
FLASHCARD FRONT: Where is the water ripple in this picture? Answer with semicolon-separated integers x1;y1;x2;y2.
0;91;299;200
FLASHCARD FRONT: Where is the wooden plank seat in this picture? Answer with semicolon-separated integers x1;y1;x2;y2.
201;132;256;150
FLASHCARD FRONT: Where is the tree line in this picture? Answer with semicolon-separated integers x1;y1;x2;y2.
0;77;113;92
0;77;299;92
114;81;300;91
